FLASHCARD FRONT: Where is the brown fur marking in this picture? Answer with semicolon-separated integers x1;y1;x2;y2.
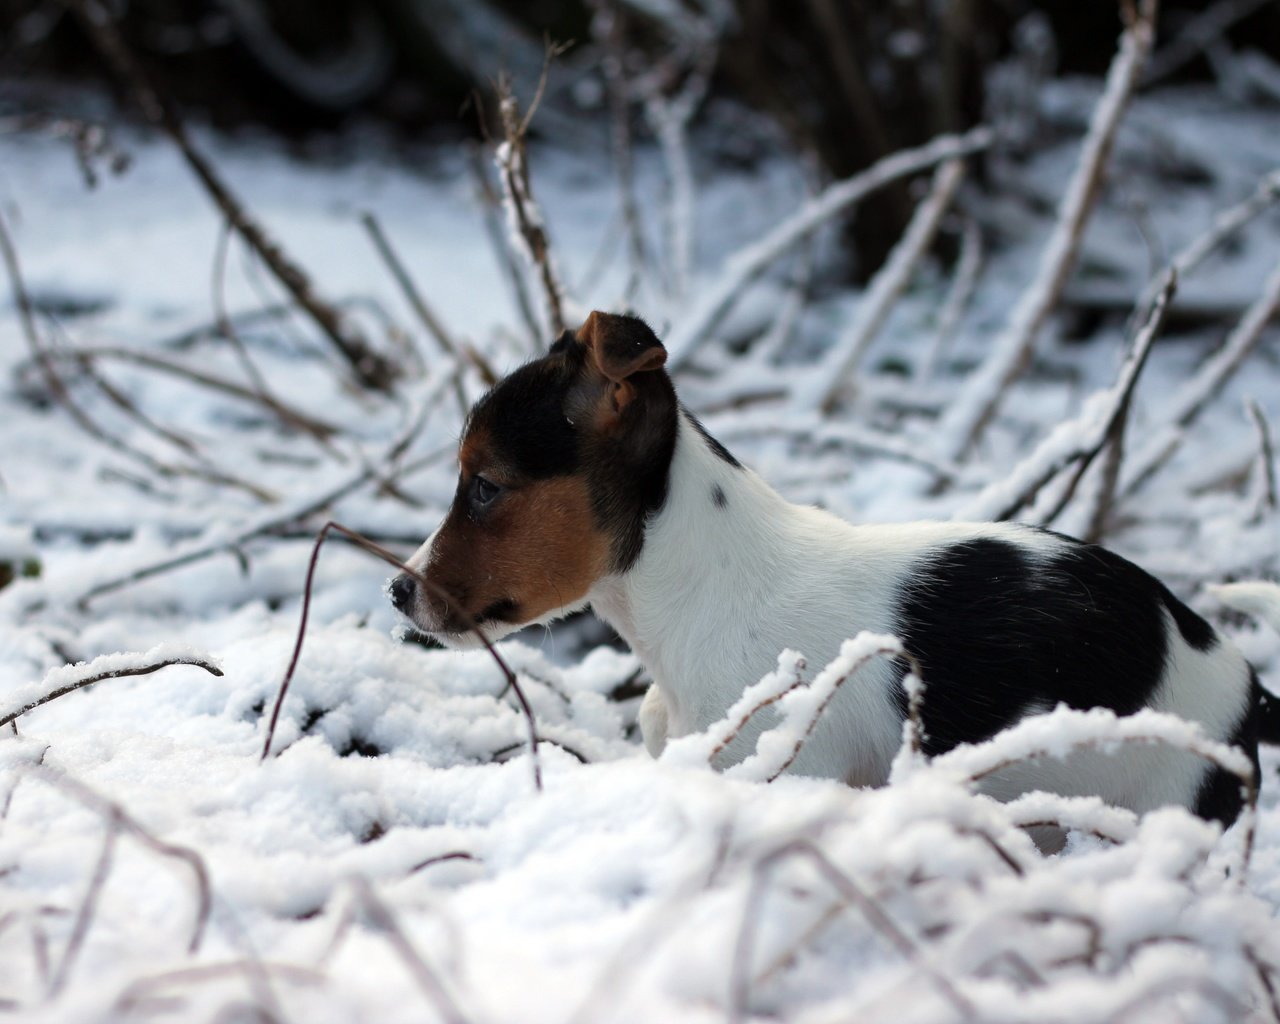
425;473;609;630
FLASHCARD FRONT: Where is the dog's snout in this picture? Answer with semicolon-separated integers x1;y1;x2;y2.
389;573;416;613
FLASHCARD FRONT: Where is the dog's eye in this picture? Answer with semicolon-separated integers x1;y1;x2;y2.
472;475;501;507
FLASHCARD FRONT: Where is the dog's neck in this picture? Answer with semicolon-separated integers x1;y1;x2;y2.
588;411;808;730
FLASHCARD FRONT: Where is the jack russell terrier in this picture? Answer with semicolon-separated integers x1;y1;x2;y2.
390;311;1277;842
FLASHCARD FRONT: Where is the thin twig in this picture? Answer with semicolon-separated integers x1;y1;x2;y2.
921;217;983;381
23;767;211;956
33;344;342;441
63;0;397;391
958;269;1175;523
0;650;224;731
1142;0;1274;87
1248;399;1278;519
344;878;471;1024
937;0;1158;459
495;45;571;339
71;374;452;609
818;158;967;410
666;125;994;370
468;143;542;348
360;211;497;390
1126;256;1280;495
49;815;118;996
360;211;459;361
730;839;975;1024
409;852;481;875
260;521;543;793
112;962;324;1016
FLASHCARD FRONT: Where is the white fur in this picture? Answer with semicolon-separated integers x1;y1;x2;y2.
588;414;1255;817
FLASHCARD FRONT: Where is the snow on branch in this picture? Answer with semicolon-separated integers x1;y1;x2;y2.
259;521;544;793
956;269;1175;522
660;633;914;784
64;0;397;391
929;703;1258;872
0;643;223;731
936;0;1158;461
495;52;572;340
665;125;994;370
815;158;967;412
1125;256;1280;495
67;370;458;610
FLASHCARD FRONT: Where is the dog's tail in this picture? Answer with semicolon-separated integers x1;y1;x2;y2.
1209;581;1280;745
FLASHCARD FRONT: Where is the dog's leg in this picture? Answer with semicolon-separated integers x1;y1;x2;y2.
639;683;669;757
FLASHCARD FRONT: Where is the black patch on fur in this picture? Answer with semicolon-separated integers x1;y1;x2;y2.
1259;684;1280;746
466;354;582;480
463;331;678;574
1195;667;1262;827
682;408;742;468
549;330;576;354
587;367;677;572
712;485;727;509
894;537;1171;757
1159;588;1218;652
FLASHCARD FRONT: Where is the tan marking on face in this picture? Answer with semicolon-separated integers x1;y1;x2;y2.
458;426;497;480
424;473;610;631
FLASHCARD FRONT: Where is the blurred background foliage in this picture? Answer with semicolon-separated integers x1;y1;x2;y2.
3;0;1279;275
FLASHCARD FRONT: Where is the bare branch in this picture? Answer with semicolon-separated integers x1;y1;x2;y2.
937;0;1158;459
665;125;994;369
730;838;975;1024
818;158;967;411
1126;256;1280;494
31;344;342;442
360;211;460;362
1142;0;1274;87
341;878;471;1024
921;217;984;382
23;768;211;957
62;0;397;391
495;52;570;339
1248;399;1278;519
0;647;224;731
957;270;1175;522
260;521;543;793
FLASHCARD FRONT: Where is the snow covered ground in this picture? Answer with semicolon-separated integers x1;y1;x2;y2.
2;77;1280;1022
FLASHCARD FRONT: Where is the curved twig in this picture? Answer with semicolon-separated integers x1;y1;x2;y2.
260;521;543;793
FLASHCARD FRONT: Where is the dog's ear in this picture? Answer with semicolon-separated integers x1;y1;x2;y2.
577;312;667;383
576;312;667;423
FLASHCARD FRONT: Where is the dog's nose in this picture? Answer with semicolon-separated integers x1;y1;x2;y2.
389;574;416;613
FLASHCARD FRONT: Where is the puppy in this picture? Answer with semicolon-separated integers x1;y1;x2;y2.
391;312;1276;840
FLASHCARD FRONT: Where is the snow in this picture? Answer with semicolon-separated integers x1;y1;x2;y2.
2;75;1280;1023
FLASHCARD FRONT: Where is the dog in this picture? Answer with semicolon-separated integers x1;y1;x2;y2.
390;311;1278;843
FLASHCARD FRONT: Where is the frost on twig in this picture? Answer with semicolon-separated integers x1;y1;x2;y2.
67;371;457;610
815;158;966;411
494;51;571;340
665;125;994;370
1125;256;1280;496
1246;399;1278;519
17;767;213;994
64;0;397;391
260;520;544;794
921;217;984;382
957;270;1175;523
660;633;916;785
930;703;1258;874
0;644;223;731
936;0;1158;460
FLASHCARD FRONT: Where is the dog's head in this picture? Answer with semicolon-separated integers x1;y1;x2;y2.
390;311;677;646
